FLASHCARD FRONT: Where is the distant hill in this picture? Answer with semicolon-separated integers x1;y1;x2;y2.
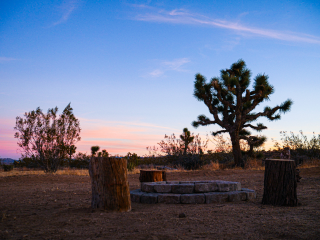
0;158;17;165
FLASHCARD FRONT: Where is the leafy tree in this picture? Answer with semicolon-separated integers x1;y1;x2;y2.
14;103;81;172
192;60;292;166
157;133;182;156
180;128;194;155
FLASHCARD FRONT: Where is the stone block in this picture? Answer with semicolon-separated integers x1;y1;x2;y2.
217;182;230;192
130;189;144;203
226;182;240;191
154;181;167;184
154;184;172;193
242;188;256;200
141;183;155;193
166;181;180;184
207;180;220;183
158;194;181;204
171;184;194;194
179;181;195;184
181;194;205;204
205;192;229;203
228;191;247;202
194;183;218;193
140;193;158;204
234;182;241;191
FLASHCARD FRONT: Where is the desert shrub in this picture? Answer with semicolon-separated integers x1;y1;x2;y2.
124;152;141;171
14;157;41;168
273;131;320;164
68;152;90;169
177;154;206;170
2;164;14;172
206;151;234;164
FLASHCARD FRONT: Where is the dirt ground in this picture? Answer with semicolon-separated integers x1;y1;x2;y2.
0;167;320;240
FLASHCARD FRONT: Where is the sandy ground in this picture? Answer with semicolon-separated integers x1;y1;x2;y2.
0;167;319;240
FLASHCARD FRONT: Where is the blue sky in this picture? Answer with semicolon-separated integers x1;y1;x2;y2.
1;0;320;158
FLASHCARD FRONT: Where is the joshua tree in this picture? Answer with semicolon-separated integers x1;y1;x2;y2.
180;128;195;155
91;146;100;157
192;60;292;166
240;130;267;156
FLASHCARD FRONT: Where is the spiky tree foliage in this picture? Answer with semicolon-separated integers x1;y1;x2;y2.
91;146;100;157
180;128;195;155
192;60;292;166
14;103;81;172
239;129;267;156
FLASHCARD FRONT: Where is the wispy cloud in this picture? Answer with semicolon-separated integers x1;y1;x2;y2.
149;69;164;77
148;58;190;77
52;0;78;26
133;6;320;45
0;57;17;63
163;58;190;70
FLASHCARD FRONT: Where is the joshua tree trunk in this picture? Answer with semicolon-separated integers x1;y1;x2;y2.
183;142;187;155
248;144;254;156
230;132;243;167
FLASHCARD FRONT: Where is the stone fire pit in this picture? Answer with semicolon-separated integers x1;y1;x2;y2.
130;180;256;204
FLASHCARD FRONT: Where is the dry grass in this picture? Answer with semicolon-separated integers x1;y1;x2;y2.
244;158;265;170
298;159;320;168
0;168;89;177
1;159;319;178
201;161;220;170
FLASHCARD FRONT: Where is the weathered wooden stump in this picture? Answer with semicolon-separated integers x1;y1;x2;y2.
262;159;298;206
89;157;131;212
139;170;167;182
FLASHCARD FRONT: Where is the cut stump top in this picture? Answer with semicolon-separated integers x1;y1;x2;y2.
265;159;295;162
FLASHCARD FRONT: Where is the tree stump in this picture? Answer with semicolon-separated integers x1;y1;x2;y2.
139;170;167;182
262;159;298;206
89;157;131;212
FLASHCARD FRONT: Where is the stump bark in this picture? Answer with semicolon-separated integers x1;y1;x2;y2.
262;159;298;206
139;170;167;182
89;157;131;212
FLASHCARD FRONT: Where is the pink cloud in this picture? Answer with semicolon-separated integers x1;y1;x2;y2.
77;118;171;156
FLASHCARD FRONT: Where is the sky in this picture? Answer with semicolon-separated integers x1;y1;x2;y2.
1;0;320;159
